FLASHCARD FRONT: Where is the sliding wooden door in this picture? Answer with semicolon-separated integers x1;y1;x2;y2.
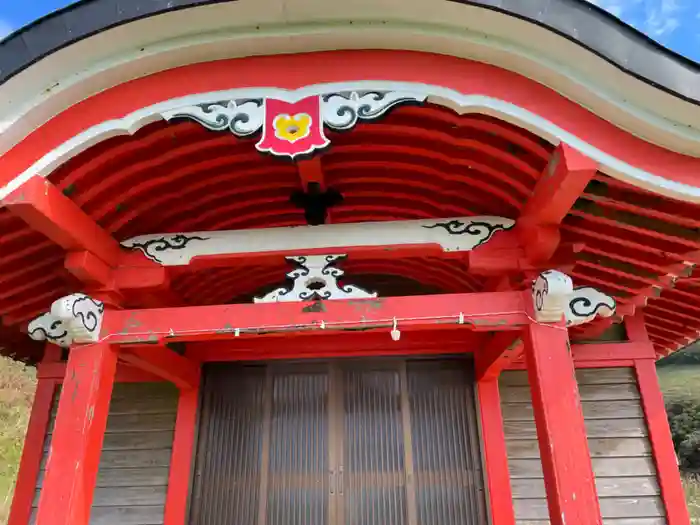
189;359;486;525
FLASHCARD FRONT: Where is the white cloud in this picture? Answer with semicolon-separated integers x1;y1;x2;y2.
585;0;627;18
585;0;685;39
643;0;682;37
0;19;13;40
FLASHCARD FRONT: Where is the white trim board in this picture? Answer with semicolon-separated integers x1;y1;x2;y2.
4;81;700;204
121;216;516;266
1;0;700;160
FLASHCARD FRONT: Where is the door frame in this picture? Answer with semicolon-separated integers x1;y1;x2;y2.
188;356;488;525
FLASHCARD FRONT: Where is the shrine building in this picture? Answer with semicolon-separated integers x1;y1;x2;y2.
1;1;699;524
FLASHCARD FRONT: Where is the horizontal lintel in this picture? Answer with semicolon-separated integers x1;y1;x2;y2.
101;291;528;344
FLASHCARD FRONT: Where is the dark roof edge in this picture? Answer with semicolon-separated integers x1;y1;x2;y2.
0;0;699;105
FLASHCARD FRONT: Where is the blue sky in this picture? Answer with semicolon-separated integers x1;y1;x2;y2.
0;0;699;62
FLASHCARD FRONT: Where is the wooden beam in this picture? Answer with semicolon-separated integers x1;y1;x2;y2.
476;379;516;525
37;361;166;382
296;158;325;187
8;378;56;525
524;322;603;525
64;251;113;287
520;143;598;225
504;341;657;370
3;177;183;307
625;311;651;342
475;331;523;380
186;329;482;362
518;143;597;262
119;345;200;389
3;177;122;264
467;240;580;276
101;291;528;344
35;343;118;525
635;360;691;525
571;341;655;361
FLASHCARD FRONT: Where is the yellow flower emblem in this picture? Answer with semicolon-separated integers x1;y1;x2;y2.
273;113;312;143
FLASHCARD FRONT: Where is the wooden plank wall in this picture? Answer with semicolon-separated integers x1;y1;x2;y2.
499;368;666;525
32;382;179;525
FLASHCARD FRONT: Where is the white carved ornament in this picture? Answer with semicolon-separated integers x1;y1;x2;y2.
162;90;426;159
532;270;616;326
254;255;377;303
121;216;515;266
28;293;105;347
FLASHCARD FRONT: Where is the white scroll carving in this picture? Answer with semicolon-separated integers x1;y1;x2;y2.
565;287;617;326
532;270;616;326
321;91;425;130
122;216;515;266
532;270;574;323
163;90;424;136
254;255;377;303
163;99;265;136
28;313;72;347
28;293;105;347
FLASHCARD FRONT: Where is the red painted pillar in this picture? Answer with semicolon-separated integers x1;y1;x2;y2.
164;383;200;525
476;378;516;525
636;360;691;525
524;322;602;525
35;343;118;525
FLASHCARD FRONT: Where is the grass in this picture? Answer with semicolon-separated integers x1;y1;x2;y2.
658;365;700;403
659;362;700;521
685;475;700;522
0;357;36;525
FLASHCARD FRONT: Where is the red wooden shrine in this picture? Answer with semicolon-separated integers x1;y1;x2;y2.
0;1;698;524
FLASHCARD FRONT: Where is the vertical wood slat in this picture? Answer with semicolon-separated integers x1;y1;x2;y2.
341;363;406;525
400;363;419;525
501;367;668;524
32;382;179;525
407;361;487;525
189;365;264;525
329;363;339;525
267;365;328;525
257;368;273;525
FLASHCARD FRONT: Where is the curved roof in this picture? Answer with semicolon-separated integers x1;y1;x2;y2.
1;0;699;103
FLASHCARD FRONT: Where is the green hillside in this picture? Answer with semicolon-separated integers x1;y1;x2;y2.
0;357;35;524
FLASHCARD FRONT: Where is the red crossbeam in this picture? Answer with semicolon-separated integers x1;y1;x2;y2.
3;177;182;307
119;345;200;389
3;177;121;264
101;292;528;344
475;330;524;380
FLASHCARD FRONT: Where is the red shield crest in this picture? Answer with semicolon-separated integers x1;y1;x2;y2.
256;96;330;158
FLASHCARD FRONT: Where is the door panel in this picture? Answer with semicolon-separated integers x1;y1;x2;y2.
266;366;330;525
189;365;266;525
406;361;487;525
339;363;407;525
189;359;485;525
